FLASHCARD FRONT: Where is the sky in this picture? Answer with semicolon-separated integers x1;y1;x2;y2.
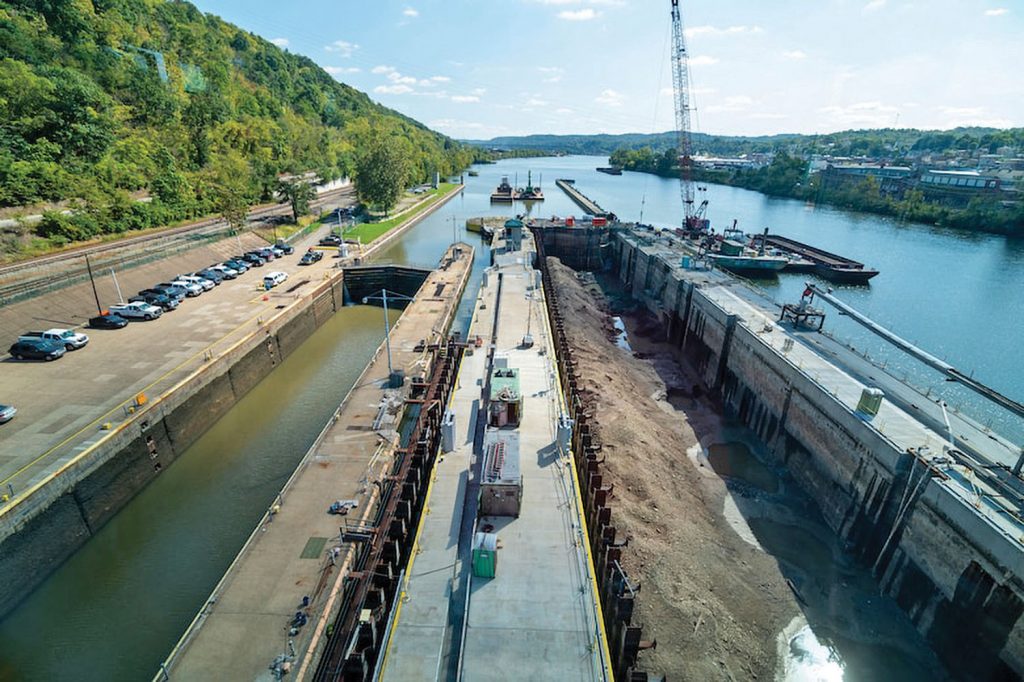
191;0;1024;140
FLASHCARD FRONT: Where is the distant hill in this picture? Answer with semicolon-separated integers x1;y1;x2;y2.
466;127;1024;158
0;0;471;245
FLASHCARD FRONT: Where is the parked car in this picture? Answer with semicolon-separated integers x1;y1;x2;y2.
275;241;295;255
19;328;89;351
318;234;343;247
256;248;277;261
263;271;288;289
0;404;15;424
157;281;198;298
88;312;130;329
241;252;266;266
178;274;215;291
208;264;239;279
268;245;285;258
223;258;250;273
193;269;224;284
299;249;324;265
8;338;66;361
130;292;179;311
110;301;163;320
144;285;185;301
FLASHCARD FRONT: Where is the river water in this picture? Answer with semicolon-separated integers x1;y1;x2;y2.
0;156;1019;680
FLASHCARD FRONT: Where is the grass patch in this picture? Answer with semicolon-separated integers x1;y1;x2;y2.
346;183;458;245
251;215;315;243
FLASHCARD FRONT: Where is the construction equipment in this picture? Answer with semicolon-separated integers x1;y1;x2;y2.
670;0;709;237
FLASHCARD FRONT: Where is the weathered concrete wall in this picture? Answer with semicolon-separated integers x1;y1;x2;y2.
602;230;1024;679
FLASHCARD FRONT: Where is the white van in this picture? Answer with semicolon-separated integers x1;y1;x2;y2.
263;271;288;289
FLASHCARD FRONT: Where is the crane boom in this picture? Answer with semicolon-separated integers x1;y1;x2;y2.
670;0;708;235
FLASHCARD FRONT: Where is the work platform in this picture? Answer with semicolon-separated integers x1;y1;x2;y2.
158;244;473;680
379;232;610;680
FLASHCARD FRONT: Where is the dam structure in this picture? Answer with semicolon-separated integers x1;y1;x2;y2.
533;221;1024;680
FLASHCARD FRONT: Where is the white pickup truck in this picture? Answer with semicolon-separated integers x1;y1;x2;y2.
19;328;89;350
109;301;163;320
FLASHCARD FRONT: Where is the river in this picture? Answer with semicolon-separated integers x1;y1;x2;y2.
0;155;1018;680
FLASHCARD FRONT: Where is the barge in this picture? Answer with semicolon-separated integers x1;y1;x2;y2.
490;176;515;202
596;166;623;175
752;232;879;284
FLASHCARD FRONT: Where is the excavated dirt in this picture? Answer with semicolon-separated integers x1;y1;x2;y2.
546;257;797;680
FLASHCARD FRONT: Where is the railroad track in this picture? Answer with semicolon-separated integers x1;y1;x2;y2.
0;187;356;306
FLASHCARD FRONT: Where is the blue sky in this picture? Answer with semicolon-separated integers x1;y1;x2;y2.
192;0;1023;139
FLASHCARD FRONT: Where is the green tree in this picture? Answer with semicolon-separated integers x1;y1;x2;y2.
206;151;253;230
277;177;316;222
354;133;410;215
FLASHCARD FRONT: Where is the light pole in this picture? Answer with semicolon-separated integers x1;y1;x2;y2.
362;289;415;385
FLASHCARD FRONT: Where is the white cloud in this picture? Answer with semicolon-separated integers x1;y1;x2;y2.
558;9;600;21
375;84;414;95
430;75;451;83
595;89;624;107
984;7;1009;15
451;95;480;103
403;7;419;17
538;66;564;83
684;25;763;38
555;107;573;114
863;0;886;12
325;40;359;57
707;95;754;113
270;37;289;48
372;65;395;75
818;101;899;127
472;87;487;96
782;50;807;60
525;97;548;107
689;55;720;66
388;72;418;85
324;66;361;76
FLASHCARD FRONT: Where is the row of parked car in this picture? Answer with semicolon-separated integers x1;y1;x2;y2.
7;242;300;363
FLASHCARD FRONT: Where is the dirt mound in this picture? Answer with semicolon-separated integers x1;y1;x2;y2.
546;256;795;680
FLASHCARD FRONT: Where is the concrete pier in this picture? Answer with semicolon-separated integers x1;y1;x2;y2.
158;243;473;680
555;179;608;217
378;230;611;681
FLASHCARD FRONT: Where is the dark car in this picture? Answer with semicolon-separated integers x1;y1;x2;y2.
318;234;342;247
256;248;276;261
274;241;294;255
241;252;266;266
224;258;250;273
9;338;65;361
88;313;130;329
194;269;224;284
142;286;185;301
299;249;324;265
130;292;179;311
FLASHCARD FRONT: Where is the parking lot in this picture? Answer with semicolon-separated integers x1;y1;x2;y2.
0;226;344;496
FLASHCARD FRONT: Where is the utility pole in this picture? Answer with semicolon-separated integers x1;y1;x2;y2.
362;289;415;385
85;254;103;315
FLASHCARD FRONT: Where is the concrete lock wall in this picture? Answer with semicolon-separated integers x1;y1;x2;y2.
0;270;350;619
598;231;1024;678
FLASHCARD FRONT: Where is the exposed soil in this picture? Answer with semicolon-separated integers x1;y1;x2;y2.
546;257;797;680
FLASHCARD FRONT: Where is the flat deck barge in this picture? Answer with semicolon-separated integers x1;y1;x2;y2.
555;178;608;217
753;233;879;284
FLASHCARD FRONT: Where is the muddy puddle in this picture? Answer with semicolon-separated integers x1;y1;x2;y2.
706;441;779;493
704;437;948;681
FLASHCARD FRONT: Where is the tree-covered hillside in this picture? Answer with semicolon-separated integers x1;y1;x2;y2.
0;0;471;246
